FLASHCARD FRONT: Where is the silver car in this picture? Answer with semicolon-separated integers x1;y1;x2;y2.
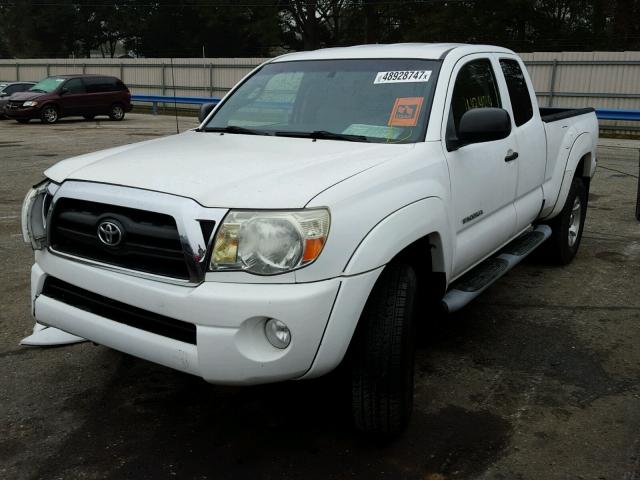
0;82;36;118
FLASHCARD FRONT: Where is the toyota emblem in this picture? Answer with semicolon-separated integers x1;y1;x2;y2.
97;220;124;247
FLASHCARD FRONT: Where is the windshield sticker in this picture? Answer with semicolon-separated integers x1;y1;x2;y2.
388;97;424;127
343;124;403;139
374;70;432;84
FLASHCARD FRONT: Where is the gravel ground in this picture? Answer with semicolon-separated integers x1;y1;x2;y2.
1;114;640;480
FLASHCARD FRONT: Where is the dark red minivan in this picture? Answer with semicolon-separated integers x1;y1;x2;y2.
5;74;132;124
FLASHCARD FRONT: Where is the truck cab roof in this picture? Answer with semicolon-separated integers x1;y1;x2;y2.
272;43;515;62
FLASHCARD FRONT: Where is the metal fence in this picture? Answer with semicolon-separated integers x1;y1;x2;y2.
520;51;640;133
0;58;268;99
1;52;640;131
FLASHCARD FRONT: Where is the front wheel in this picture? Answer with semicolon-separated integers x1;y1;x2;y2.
40;105;59;124
350;262;417;436
539;176;588;265
108;104;125;121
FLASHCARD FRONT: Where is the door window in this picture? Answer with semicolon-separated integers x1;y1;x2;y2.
63;78;86;94
499;59;534;126
450;59;502;135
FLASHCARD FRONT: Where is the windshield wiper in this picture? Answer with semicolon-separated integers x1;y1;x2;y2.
30;89;46;93
275;130;369;142
202;125;271;136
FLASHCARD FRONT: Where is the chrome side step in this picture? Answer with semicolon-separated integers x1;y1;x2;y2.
442;225;552;313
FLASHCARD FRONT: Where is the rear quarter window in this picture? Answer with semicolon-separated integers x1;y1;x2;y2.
499;59;534;127
85;77;121;93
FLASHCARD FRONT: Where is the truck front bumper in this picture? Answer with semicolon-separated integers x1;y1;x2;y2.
31;250;381;385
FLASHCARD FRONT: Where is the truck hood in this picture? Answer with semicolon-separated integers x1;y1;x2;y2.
45;130;413;208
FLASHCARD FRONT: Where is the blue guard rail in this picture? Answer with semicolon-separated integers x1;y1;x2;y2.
131;95;221;114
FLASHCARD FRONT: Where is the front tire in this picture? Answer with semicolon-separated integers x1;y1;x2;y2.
540;176;588;265
350;262;417;436
40;105;59;124
109;103;125;121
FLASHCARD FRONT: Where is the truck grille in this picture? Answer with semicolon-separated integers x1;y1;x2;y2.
49;198;190;280
42;276;197;345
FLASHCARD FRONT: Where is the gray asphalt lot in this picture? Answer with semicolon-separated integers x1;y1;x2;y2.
1;114;640;480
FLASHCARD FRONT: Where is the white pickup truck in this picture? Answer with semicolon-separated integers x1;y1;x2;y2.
22;43;598;435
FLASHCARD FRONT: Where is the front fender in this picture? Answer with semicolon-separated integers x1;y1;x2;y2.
303;197;452;379
343;196;452;277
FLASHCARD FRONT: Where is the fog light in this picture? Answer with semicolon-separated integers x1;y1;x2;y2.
264;319;291;349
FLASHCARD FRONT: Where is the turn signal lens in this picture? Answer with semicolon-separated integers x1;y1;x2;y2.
211;222;240;264
21;180;57;250
303;237;325;262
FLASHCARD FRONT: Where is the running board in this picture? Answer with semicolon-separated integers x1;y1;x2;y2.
442;225;552;313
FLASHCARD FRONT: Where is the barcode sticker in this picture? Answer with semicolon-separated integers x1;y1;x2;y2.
374;70;432;84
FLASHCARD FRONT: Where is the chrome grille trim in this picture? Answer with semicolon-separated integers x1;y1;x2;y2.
46;181;228;285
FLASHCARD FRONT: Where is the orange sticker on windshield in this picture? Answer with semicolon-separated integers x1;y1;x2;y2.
388;97;424;127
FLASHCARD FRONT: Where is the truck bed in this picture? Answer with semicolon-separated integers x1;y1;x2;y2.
539;107;595;123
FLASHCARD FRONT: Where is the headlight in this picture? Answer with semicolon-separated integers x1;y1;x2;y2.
211;209;330;275
21;180;56;250
23;101;38;107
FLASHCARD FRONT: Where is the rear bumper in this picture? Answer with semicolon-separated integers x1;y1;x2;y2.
31;250;381;385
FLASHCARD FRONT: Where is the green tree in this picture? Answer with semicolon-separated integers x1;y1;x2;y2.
0;0;78;57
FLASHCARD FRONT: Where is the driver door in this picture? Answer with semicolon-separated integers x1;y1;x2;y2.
442;55;518;279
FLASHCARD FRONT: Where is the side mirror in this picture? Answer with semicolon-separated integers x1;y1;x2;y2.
60;87;69;95
198;103;217;123
449;108;512;150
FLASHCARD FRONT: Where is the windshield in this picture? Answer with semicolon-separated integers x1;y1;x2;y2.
204;59;440;143
29;77;65;93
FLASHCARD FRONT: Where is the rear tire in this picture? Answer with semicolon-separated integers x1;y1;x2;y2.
40;105;59;124
539;176;587;265
109;103;125;121
350;262;417;437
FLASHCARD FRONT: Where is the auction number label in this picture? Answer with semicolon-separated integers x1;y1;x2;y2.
374;70;432;84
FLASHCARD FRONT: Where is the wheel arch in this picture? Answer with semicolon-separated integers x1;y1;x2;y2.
543;133;595;220
343;196;451;282
41;102;60;112
40;102;62;119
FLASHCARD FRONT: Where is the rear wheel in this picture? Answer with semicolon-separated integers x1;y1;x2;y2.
40;105;59;124
350;262;417;437
539;176;587;265
109;103;125;121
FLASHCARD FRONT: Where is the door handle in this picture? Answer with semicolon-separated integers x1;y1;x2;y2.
505;150;519;162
